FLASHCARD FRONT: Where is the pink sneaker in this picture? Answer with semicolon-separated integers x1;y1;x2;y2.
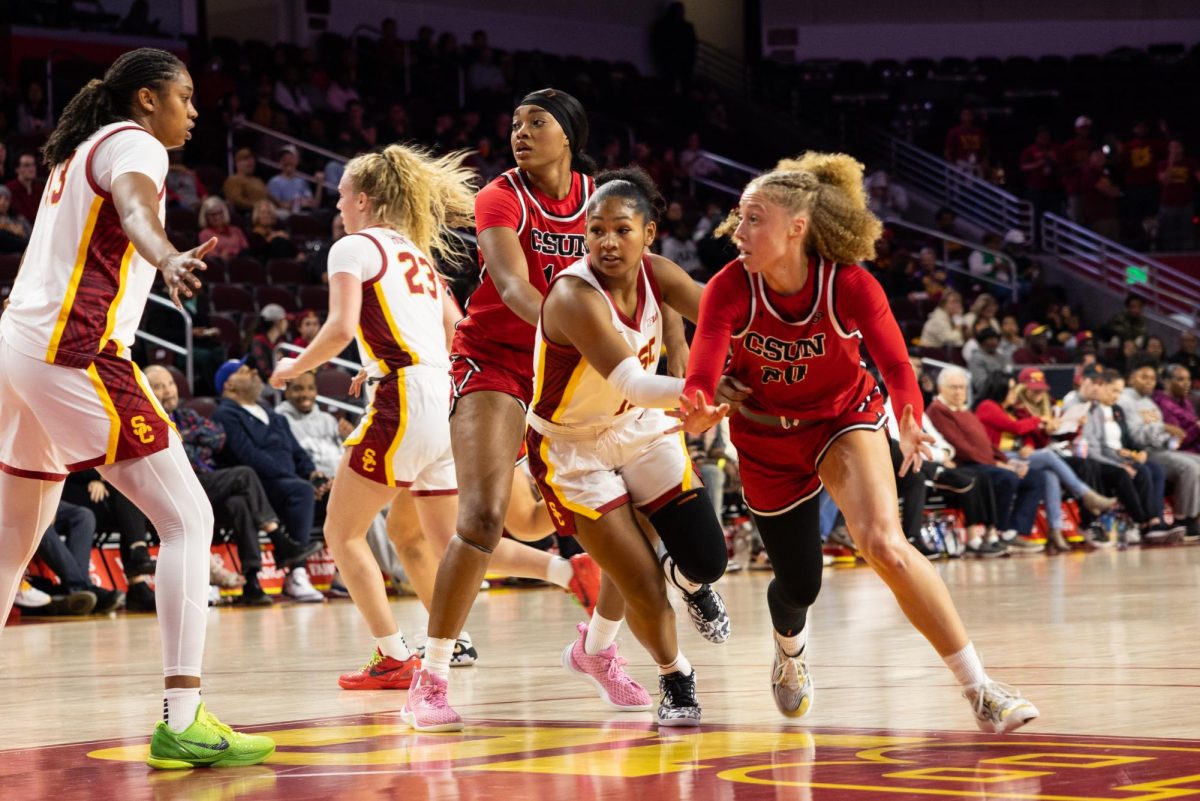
401;669;464;732
561;622;652;711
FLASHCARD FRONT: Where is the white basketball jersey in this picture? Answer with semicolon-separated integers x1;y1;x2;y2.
1;122;167;368
530;255;663;430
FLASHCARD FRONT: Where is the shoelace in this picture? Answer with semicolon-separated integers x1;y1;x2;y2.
968;681;1022;716
202;709;236;739
661;674;697;706
420;680;451;710
686;588;720;621
362;650;384;671
772;650;805;690
605;654;636;685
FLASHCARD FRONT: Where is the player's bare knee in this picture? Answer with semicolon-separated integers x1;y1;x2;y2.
457;505;506;546
857;527;911;572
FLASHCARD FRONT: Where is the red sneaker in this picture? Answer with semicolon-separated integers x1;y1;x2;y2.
338;648;420;690
567;553;600;616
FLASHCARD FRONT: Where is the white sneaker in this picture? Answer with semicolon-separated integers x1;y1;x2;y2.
283;567;325;603
965;681;1039;733
15;579;51;608
770;639;814;718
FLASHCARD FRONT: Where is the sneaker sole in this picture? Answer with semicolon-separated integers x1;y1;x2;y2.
975;706;1039;734
656;714;702;727
774;686;814;718
560;642;652;712
399;706;464;732
338;675;414;690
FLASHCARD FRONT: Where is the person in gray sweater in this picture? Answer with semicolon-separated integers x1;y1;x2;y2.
966;328;1011;396
1118;357;1200;538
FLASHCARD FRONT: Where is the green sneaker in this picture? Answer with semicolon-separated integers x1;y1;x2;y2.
147;703;275;770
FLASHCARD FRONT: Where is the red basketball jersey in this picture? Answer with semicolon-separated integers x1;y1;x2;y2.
455;168;593;366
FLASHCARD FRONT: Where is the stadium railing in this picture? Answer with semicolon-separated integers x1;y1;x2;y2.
226;120;344;192
138;294;194;391
881;216;1020;302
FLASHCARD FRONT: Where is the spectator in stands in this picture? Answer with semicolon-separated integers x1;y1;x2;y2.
964;293;1000;333
679;132;718;180
919;289;967;348
908;351;937;408
248;199;299;260
933;208;969;266
864;170;909;218
1013;322;1066;365
212;359;327;602
966;233;1005;281
1145;335;1167;366
975;370;1115;553
926;366;1041;557
16;81;51;136
944;108;988;176
466;47;507;96
686;425;727;520
5;151;44;227
1061;116;1095;224
0;185;30;253
267;144;322;213
165;150;207;211
1121;357;1200;539
145;365;320;604
661;220;702;276
1081;150;1121;241
1169;331;1200;375
998;314;1023;361
1019;126;1063;222
326;69;361;114
248;303;289;384
1084;369;1182;543
33;502;124;613
966;328;1009;395
223;148;269;214
273;65;313;122
291;310;322;349
1157;139;1200;250
198;196;248;261
1155;364;1200;455
1121;121;1166;241
1101;293;1148;345
0;141;8;182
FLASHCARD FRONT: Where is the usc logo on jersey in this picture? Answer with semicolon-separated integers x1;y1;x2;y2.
129;415;155;444
361;449;378;472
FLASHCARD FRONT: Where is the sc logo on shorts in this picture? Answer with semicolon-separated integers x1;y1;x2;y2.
361;449;378;472
129;415;155;444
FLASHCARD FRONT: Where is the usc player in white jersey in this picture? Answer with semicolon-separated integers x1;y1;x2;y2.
0;48;273;768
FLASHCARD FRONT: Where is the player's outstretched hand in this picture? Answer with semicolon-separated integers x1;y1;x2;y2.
348;368;369;398
160;237;214;309
269;356;302;389
666;391;729;435
898;403;935;477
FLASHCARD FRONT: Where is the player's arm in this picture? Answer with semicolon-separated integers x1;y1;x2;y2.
543;277;683;408
649;253;702;323
683;267;741;404
112;172;213;308
477;226;544;326
269;272;361;387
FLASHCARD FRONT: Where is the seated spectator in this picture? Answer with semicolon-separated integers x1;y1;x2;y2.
223;148;269;214
944;108;988;176
275;370;352;475
1154;364;1200;455
962;293;1000;346
679;132;718;180
966;327;1010;395
145;366;322;604
1085;369;1183;542
16;81;52;137
248;199;299;260
198;196;249;261
925;366;1043;556
915;246;950;299
266;144;322;213
0;184;30;253
1120;357;1200;539
248;303;290;384
29;502;124;615
864;169;909;218
1101;293;1148;345
1145;335;1167;366
165;150;207;211
1012;322;1067;365
337;101;377;154
998;313;1023;361
966;233;1004;281
933;208;969;265
60;468;156;612
291;310;322;348
660;220;702;275
1061;117;1094;222
212;358;329;602
5;151;44;227
974;370;1115;553
1167;331;1200;376
326;70;361;113
919;289;967;348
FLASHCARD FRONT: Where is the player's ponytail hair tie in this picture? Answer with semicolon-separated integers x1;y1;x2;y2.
518;88;594;173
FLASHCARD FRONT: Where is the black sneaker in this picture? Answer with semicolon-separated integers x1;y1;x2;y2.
125;545;157;577
24;590;96;616
657;670;701;727
90;586;125;614
126;581;156;613
964;539;1008;559
1144;523;1186;545
273;538;325;568
236;575;274;607
682;585;731;644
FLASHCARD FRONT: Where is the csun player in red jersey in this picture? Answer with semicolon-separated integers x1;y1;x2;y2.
0;49;273;767
679;152;1038;734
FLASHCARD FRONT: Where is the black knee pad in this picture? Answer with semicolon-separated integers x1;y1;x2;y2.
648;489;728;585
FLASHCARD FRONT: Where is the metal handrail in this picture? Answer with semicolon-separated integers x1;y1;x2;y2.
138;294;194;392
1041;212;1200;329
863;129;1034;243
227;120;347;190
272;343;366;417
687;149;759;198
881;217;1019;302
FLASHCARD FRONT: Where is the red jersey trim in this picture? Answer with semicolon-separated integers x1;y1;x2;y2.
0;461;68;482
514;169;591;222
644;255;663;306
84;124;157;199
757;256;825;326
349;230;390;288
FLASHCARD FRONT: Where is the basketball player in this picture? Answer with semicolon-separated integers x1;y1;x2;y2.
528;169;728;725
679;152;1039;733
0;49;273;767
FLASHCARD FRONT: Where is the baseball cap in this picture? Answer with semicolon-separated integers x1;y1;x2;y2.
1074;330;1094;346
1018;367;1050;390
215;356;254;395
278;143;299;157
1023;322;1049;338
260;303;287;323
1003;229;1027;245
1075;115;1093;128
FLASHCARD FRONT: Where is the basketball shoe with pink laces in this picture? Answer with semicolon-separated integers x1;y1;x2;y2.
561;622;652;710
401;669;464;732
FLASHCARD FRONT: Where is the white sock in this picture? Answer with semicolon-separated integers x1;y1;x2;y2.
375;631;410;660
424;637;455;679
584;611;622;655
164;687;202;733
546;555;573;589
774;626;807;657
658;652;692;677
943;642;989;689
656;542;702;595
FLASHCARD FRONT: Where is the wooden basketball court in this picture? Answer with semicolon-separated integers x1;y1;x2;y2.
4;545;1200;800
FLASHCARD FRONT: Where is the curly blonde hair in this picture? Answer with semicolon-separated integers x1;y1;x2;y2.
344;143;477;266
716;151;882;264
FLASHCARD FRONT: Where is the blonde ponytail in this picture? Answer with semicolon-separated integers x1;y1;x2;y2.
717;151;882;265
344;143;477;267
